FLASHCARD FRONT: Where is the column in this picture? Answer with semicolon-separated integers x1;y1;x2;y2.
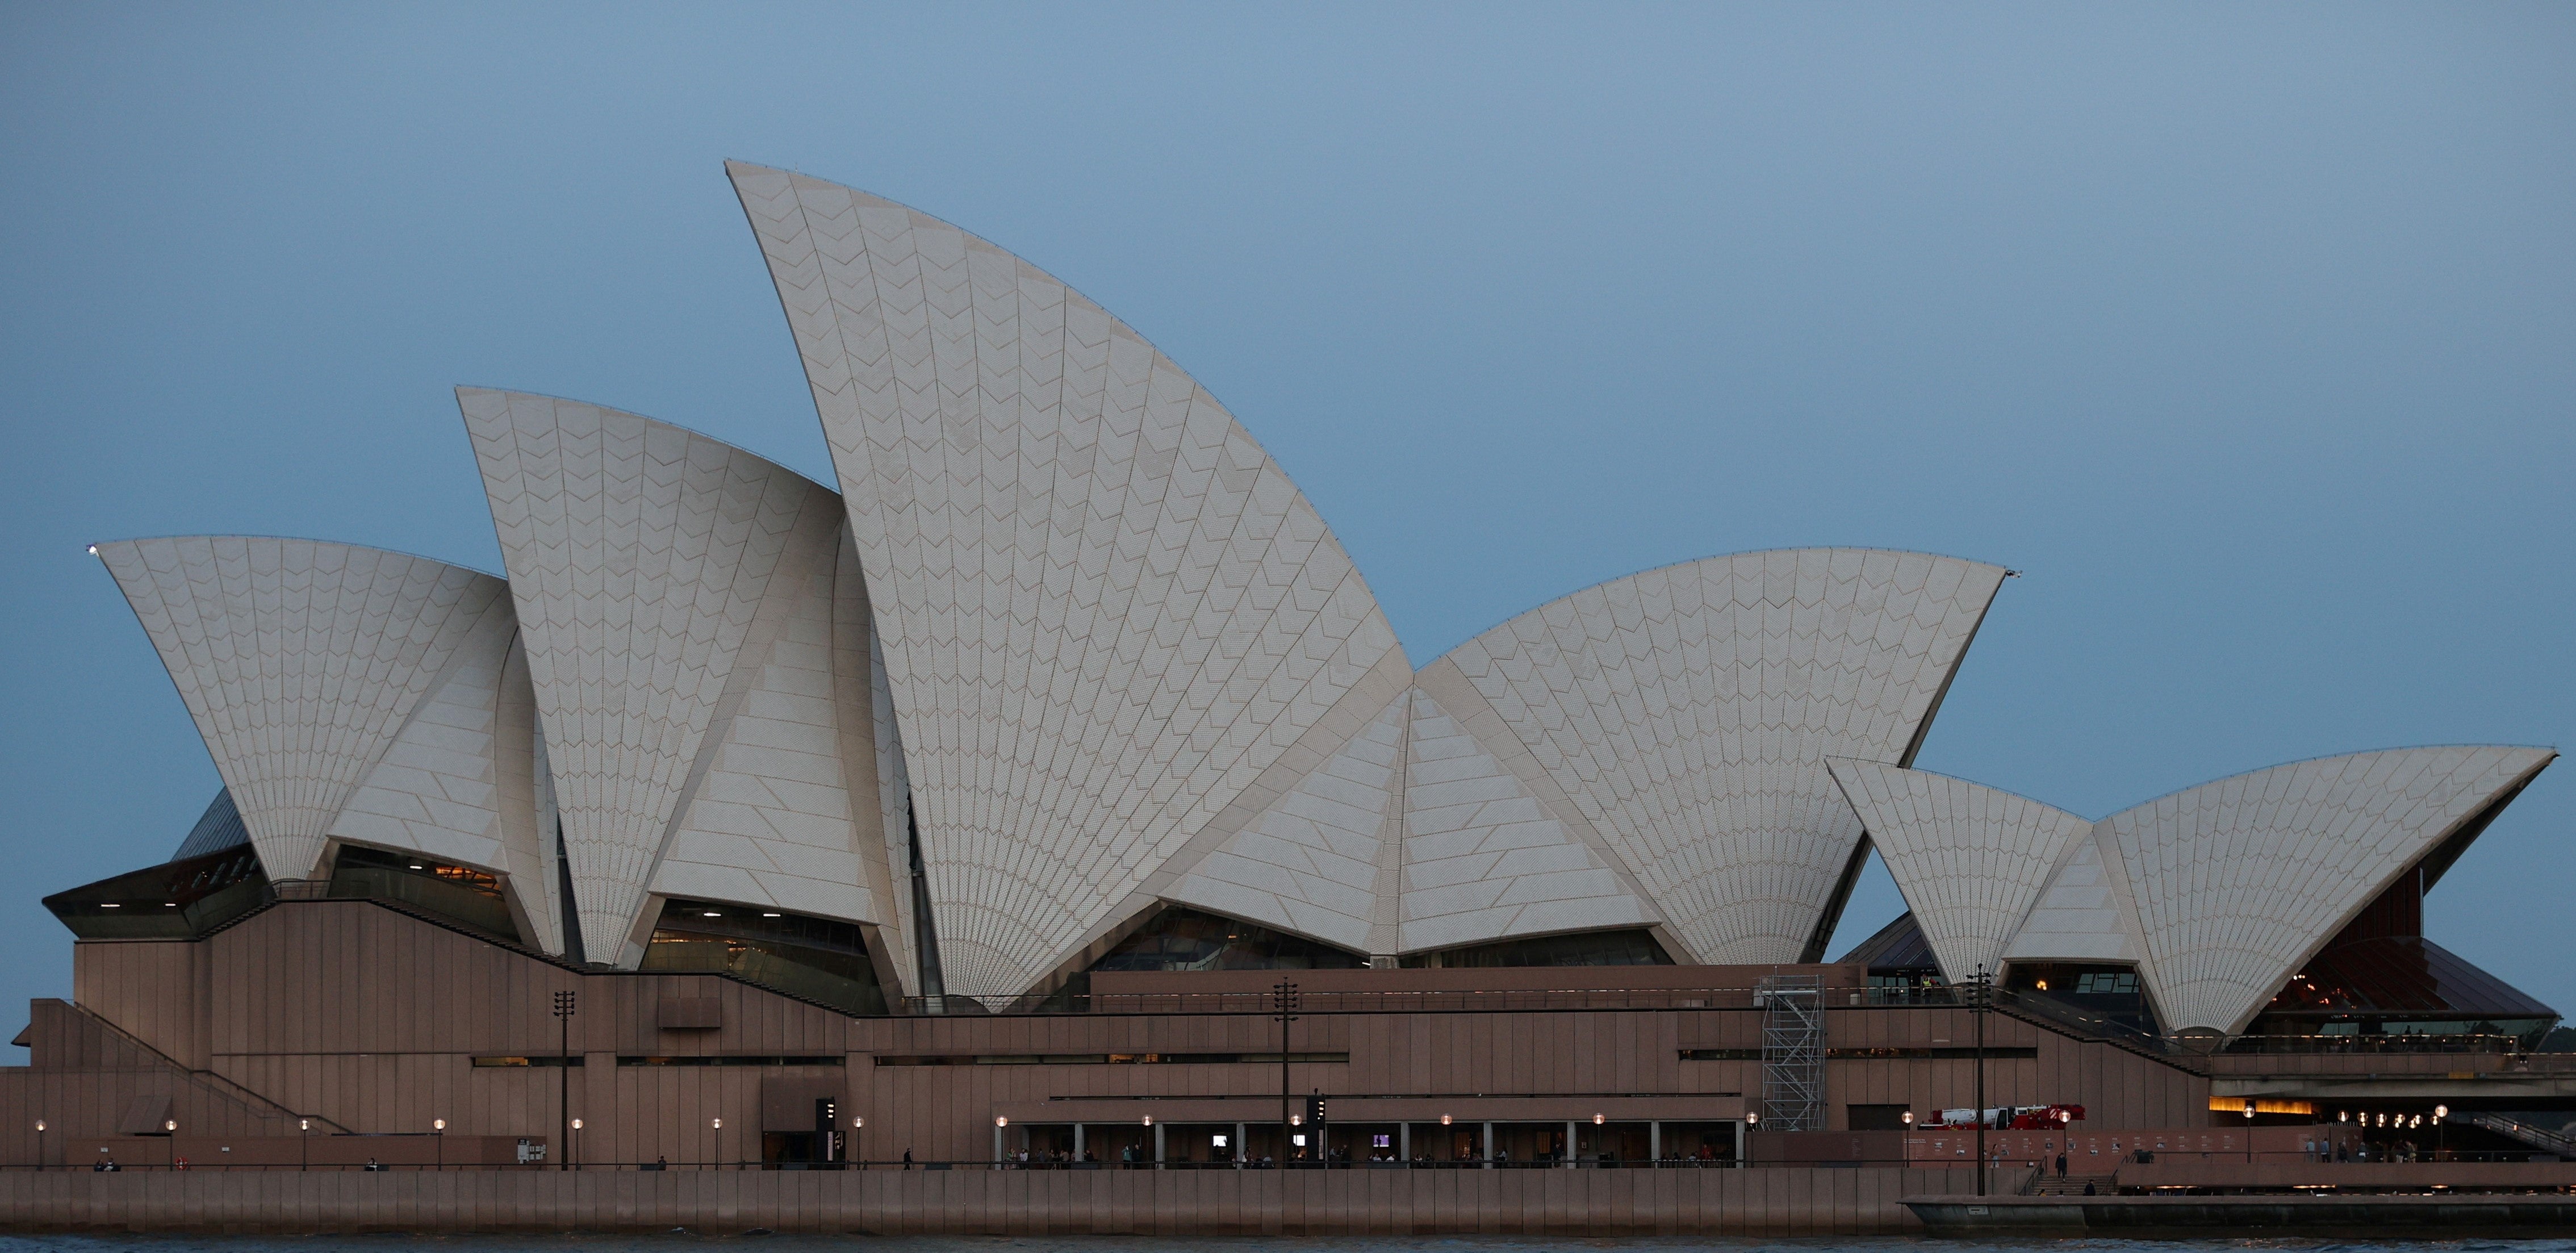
1153;1122;1165;1169
1073;1123;1085;1162
1482;1122;1494;1169
1565;1121;1578;1169
1650;1121;1661;1164
993;1122;1003;1165
1399;1122;1410;1162
1235;1121;1247;1170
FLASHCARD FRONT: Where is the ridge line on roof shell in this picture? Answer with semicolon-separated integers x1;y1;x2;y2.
727;159;1408;997
90;534;504;582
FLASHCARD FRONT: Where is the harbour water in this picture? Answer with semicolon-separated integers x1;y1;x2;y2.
4;1239;2574;1252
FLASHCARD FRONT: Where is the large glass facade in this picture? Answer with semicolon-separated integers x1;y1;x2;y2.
43;843;268;940
2234;935;2557;1051
1398;928;1671;968
1092;907;1368;974
2004;961;2161;1035
642;898;888;1016
328;845;522;943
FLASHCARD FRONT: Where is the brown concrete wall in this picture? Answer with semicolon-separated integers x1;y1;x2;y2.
17;900;2213;1170
0;1164;1976;1235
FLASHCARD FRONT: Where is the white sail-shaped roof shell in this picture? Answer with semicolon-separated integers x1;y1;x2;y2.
1427;548;2008;964
97;536;516;884
729;162;1407;996
1829;759;2093;983
2097;745;2554;1035
460;389;905;970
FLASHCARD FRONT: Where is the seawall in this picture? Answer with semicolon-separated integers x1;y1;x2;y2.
0;1166;1972;1236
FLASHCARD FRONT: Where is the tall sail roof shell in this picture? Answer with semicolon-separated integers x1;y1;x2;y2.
2098;745;2553;1035
1428;548;2008;965
1829;759;2094;983
727;161;1406;996
96;536;513;881
458;387;879;962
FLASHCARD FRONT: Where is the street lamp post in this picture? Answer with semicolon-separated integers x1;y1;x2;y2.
853;1115;863;1169
712;1117;723;1171
299;1118;309;1170
2243;1100;2255;1163
1901;1110;1913;1171
570;1118;582;1171
2435;1105;2447;1160
1972;965;1990;1198
551;990;576;1171
33;1120;44;1171
434;1119;446;1171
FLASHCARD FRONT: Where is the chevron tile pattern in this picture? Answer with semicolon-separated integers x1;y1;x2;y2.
1828;759;2093;982
2003;833;2146;967
1399;690;1655;953
2098;745;2555;1034
648;544;884;929
97;536;511;880
460;388;855;959
1166;693;1406;953
729;162;1404;995
1440;548;2006;965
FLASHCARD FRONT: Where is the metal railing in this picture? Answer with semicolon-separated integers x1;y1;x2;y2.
2464;1113;2576;1159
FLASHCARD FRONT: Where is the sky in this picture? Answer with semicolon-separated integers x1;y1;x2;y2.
2;3;2569;1030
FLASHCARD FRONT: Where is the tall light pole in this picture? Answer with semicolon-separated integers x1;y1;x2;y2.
1272;979;1299;1167
852;1114;864;1169
299;1118;309;1170
33;1120;43;1172
1901;1110;1912;1171
570;1118;582;1171
1972;965;1990;1197
2434;1105;2447;1161
551;989;576;1171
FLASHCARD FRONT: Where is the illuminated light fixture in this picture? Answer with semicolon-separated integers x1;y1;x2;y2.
1593;1114;1605;1125
163;903;176;908
704;911;721;917
99;903;119;909
1440;1115;1452;1126
1141;1116;1153;1127
1746;1112;1760;1128
86;545;97;556
1901;1112;1914;1126
853;1116;863;1129
2339;1111;2348;1122
2244;1101;2256;1120
2035;980;2048;991
712;1118;722;1130
33;1120;44;1133
409;864;425;871
996;1117;1009;1128
165;1120;177;1133
571;1119;583;1130
1290;1114;1303;1126
298;1119;308;1131
2435;1105;2448;1121
762;912;781;918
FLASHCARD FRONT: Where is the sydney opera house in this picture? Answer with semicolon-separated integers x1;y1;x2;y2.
9;162;2564;1177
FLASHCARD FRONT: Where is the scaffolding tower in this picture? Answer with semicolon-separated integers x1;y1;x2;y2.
1757;974;1826;1132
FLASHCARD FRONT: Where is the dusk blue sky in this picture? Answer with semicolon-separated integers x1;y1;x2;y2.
3;4;2569;1027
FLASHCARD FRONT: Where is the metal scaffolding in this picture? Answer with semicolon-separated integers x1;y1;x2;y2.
1758;974;1826;1132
